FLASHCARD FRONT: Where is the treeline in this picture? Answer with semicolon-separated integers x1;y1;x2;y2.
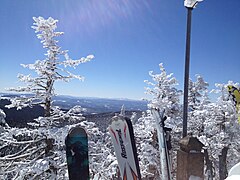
0;99;44;127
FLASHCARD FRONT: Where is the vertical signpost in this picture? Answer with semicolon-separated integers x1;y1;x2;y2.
182;0;203;138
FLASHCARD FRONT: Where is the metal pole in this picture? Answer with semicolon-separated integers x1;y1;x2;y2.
183;7;192;138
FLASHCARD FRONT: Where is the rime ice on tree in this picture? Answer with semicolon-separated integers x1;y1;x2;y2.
7;17;94;117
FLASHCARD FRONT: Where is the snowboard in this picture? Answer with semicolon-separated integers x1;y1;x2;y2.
65;127;89;180
109;115;141;180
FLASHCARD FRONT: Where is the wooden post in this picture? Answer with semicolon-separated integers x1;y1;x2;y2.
177;136;204;180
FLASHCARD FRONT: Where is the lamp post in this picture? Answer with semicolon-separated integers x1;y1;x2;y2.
182;0;202;138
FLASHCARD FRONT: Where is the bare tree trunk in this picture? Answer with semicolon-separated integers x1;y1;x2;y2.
44;78;54;117
45;98;51;117
204;149;214;180
219;146;229;180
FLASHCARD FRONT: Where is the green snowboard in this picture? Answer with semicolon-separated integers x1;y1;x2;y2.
66;127;89;180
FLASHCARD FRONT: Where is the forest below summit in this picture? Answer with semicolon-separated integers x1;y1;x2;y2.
0;95;146;130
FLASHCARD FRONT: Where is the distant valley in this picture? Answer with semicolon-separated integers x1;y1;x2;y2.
0;94;148;129
53;95;147;113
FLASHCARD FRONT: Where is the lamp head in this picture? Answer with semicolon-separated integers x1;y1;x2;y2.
184;0;203;8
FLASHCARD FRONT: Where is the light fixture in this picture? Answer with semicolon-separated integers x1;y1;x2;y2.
184;0;203;8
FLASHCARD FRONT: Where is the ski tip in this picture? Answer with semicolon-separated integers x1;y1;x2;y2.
111;113;125;122
68;126;87;137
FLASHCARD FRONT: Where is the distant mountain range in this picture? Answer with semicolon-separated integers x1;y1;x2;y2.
0;93;148;128
53;95;148;113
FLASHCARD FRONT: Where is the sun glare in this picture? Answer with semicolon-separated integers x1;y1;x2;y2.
59;0;151;35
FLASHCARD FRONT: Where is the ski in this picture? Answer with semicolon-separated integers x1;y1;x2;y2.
151;108;172;180
109;114;141;180
65;126;90;180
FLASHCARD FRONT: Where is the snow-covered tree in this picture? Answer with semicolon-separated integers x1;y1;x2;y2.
133;63;183;179
6;16;94;117
144;63;182;120
187;75;210;136
201;82;240;179
188;75;210;111
0;119;115;179
134;110;161;179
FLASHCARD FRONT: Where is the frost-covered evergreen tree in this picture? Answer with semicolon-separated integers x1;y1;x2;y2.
144;63;182;120
200;82;240;180
133;63;182;179
6;17;94;117
188;75;210;136
188;75;210;111
134;110;161;179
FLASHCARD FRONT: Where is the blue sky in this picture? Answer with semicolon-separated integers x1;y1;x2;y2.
0;0;239;100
